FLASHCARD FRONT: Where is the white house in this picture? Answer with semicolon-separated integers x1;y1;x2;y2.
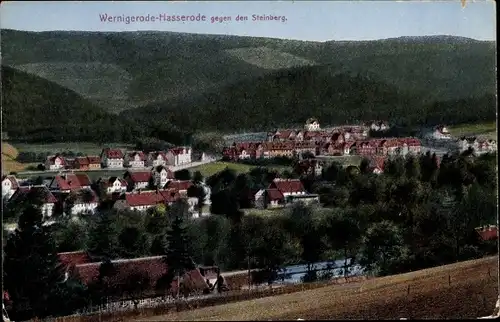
102;177;127;195
304;118;320;131
166;147;192;166
268;178;306;198
124;151;146;168
45;155;66;170
100;148;124;168
9;185;57;219
2;175;19;201
147;151;168;167
152;166;174;189
430;125;452;140
66;189;99;215
368;121;390;132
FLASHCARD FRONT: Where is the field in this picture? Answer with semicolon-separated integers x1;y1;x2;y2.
138;256;498;321
316;155;362;167
1;142;37;174
449;122;497;140
190;161;290;177
14;169;127;181
12;142;134;155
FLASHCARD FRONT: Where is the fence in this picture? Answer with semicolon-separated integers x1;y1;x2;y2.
51;276;370;322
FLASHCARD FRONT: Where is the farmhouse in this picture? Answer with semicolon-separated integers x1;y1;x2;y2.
114;189;181;212
99;177;128;195
100;148;124;168
304;118;320;131
430;125;452;140
295;159;324;176
2;175;19;200
45;155;66;170
124;151;146;168
151;165;175;188
165;180;193;195
49;173;91;193
166;147;192;166
9;185;57;218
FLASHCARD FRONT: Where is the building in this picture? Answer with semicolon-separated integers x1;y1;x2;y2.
475;225;498;241
304;118;320;131
49;173;91;193
366;121;390;132
114;189;180;212
9;185;57;218
458;137;497;155
430;125;452;140
147;151;168;167
124;170;152;191
65;189;99;215
45;155;66;170
99;177;128;195
100;148;124;168
166;147;192;166
151;165;175;189
2;175;19;201
165;180;193;196
269;178;306;197
124;151;146;168
72;156;101;170
295;159;324;176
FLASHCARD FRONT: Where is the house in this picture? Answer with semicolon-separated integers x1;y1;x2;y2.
9;185;57;218
166;147;192;166
70;255;211;299
268;178;306;197
367;121;390;132
72;156;101;170
263;189;285;208
147;151;168;167
124;170;152;191
124;151;146;168
430;125;452;140
295;159;323;176
100;148;124;168
475;225;498;241
367;156;386;174
152;165;175;189
2;175;19;201
304;118;320;131
165;180;193;195
65;189;99;215
100;177;128;195
45;155;66;170
114;189;180;212
49;173;91;193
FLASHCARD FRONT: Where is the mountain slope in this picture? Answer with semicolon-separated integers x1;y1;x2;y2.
1;30;496;114
1;65;143;143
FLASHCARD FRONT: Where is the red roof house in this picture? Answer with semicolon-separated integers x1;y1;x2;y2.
124;170;152;191
268;178;306;196
49;173;92;192
165;180;193;194
475;225;498;241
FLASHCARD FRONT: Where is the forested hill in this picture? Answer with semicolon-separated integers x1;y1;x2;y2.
124;66;497;133
2;29;495;113
1;66;144;143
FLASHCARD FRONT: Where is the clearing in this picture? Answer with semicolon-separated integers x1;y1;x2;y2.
138;256;498;320
190;161;289;177
448;122;497;140
1;142;37;174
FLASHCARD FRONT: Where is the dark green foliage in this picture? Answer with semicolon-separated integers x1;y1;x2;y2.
86;212;119;259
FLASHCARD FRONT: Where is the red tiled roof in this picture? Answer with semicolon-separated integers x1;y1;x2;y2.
148;151;168;160
127;151;146;161
169;147;189;155
2;175;19;189
125;170;152;183
125;191;161;207
102;148;124;159
475;226;498;241
269;179;305;194
158;189;181;203
87;155;101;164
71;189;99;204
10;185;57;203
53;173;91;190
266;189;284;201
165;180;193;191
73;256;209;297
74;157;90;165
58;251;92;268
106;176;128;187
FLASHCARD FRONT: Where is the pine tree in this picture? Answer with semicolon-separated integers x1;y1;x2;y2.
3;204;87;319
87;211;119;259
163;215;195;298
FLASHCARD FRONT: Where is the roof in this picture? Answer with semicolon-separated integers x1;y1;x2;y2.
475;226;498;241
73;256;209;297
70;189;99;204
153;165;175;179
269;179;305;194
2;175;19;189
266;189;284;201
125;191;162;207
148;151;168;160
165;180;193;191
53;173;91;191
10;185;58;204
125;170;152;183
46;154;66;165
102;148;124;159
58;251;92;268
126;151;146;161
106;176;128;187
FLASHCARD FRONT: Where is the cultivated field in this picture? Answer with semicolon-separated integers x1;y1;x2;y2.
12;142;134;155
190;161;289;177
449;122;497;140
138;256;498;321
1;142;37;174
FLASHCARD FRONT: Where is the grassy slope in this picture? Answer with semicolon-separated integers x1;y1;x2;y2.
448;121;497;139
140;256;498;321
13;142;134;155
189;161;289;177
2;30;495;114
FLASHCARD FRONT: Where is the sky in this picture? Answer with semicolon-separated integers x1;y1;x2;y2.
0;1;496;42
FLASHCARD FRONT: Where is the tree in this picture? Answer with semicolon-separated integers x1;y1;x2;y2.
3;205;87;319
121;272;150;309
87;212;119;259
163;215;196;298
192;170;204;184
174;169;192;181
118;226;148;258
54;220;88;252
